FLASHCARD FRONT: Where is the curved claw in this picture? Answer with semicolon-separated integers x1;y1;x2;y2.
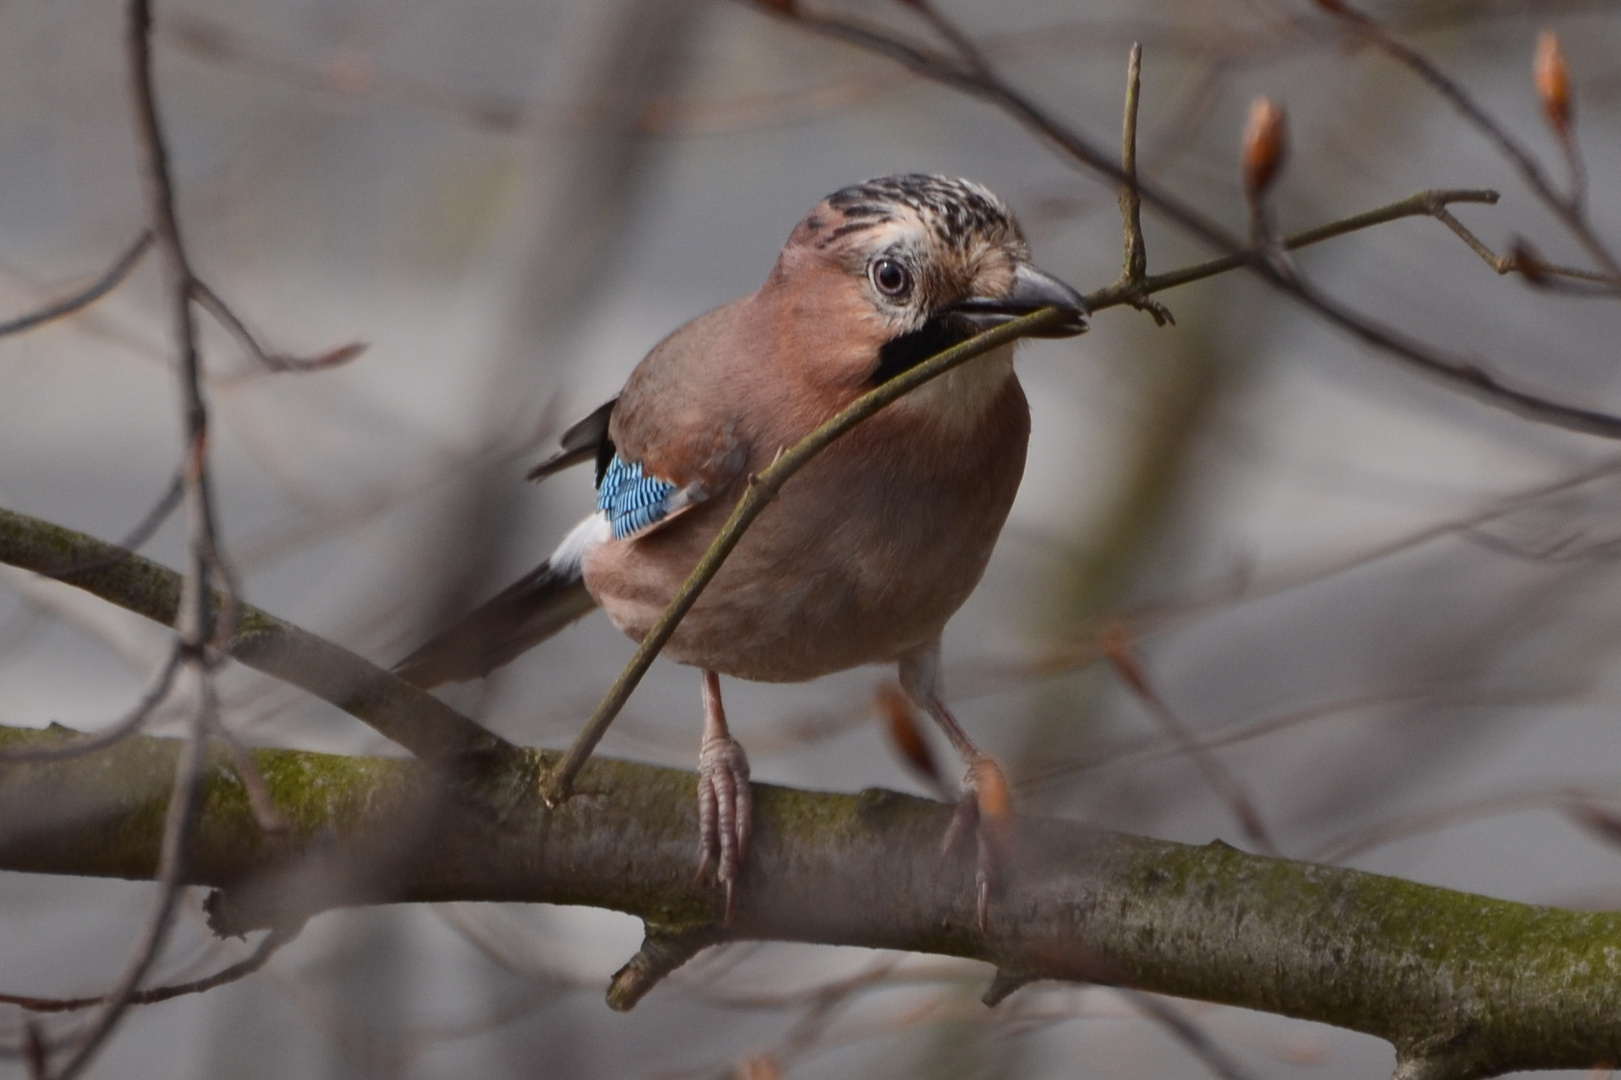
942;756;1015;933
696;732;752;924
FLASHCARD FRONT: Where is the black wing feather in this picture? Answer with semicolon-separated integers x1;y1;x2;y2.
394;562;597;689
526;397;618;484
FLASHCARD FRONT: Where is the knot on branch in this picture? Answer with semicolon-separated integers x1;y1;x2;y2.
606;922;725;1011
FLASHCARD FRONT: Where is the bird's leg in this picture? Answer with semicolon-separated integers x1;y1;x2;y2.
899;645;1013;932
695;669;752;924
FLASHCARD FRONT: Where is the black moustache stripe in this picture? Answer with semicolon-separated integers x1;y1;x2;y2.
872;317;976;385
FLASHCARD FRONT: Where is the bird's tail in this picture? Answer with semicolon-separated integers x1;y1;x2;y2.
394;516;607;688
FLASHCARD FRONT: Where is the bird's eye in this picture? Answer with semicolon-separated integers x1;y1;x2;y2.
870;258;912;298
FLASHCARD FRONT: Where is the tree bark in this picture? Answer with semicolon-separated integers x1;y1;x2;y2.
4;507;1621;1080
1;722;1619;1080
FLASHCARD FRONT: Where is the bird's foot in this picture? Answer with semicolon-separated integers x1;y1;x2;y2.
941;755;1015;933
696;731;753;924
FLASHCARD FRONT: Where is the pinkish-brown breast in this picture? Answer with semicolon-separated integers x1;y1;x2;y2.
583;346;1030;683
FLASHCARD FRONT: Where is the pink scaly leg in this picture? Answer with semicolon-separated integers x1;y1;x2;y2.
899;643;1013;933
695;669;752;923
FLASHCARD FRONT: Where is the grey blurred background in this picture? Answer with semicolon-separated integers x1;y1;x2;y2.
2;0;1620;1076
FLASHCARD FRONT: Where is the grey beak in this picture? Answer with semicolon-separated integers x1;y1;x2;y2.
952;264;1089;338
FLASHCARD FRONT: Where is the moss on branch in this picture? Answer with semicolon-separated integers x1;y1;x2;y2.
0;722;1619;1079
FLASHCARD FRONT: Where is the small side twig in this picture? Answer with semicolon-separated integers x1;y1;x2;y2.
606;923;723;1012
24;1023;48;1080
1318;0;1620;285
191;278;366;373
1105;43;1173;326
46;676;213;1080
0;645;182;764
47;2;226;1074
0;926;293;1014
1090;187;1500;309
1101;626;1278;856
0;232;153;340
1118;988;1262;1080
36;470;183;581
209;717;288;834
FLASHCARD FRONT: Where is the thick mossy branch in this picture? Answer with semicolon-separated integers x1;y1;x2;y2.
1;722;1619;1079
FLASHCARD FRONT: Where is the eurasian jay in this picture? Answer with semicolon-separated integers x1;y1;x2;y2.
397;173;1088;923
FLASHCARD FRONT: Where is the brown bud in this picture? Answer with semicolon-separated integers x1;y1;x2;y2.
1567;799;1621;848
1534;30;1572;139
1241;97;1289;199
735;1057;783;1080
875;682;942;787
1511;237;1549;285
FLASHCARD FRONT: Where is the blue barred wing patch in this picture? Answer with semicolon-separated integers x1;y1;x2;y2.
598;455;680;540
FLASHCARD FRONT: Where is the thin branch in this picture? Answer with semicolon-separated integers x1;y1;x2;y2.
1088;188;1500;309
1104;42;1174;325
0;926;291;1014
47;679;212;1080
208;717;288;834
46;3;223;1073
191;278;366;373
0;504;525;781
768;5;1621;441
33;470;183;581
541;306;1072;805
1314;783;1621;864
1118;989;1263;1080
1319;0;1621;284
969;454;1621;700
1101;628;1278;855
23;1024;47;1080
0;232;152;340
0;645;182;764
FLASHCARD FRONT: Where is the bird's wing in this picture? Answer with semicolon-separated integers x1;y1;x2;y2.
526;397;618;484
393;552;598;689
595;454;707;541
524;394;722;542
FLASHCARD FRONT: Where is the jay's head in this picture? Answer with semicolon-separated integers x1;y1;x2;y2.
774;174;1088;388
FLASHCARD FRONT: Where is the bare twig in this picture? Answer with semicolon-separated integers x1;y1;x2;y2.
45;2;226;1074
0;645;182;764
1118;989;1263;1080
1093;187;1499;307
1101;627;1278;855
768;5;1621;440
1314;783;1621;864
23;1024;48;1080
0;504;524;778
0;927;291;1013
0;232;152;340
32;470;183;582
1106;43;1174;326
47;679;212;1080
208;718;288;834
1319;0;1620;283
1016;686;1533;794
191;278;366;373
992;455;1621;691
